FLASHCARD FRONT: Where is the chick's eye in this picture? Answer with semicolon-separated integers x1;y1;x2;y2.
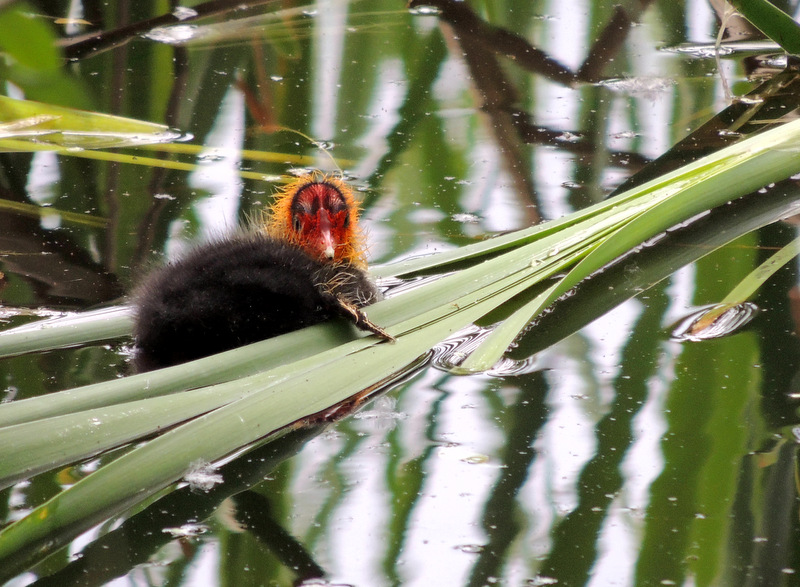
292;215;302;233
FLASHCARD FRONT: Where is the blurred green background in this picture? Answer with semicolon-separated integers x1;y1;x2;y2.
3;0;800;585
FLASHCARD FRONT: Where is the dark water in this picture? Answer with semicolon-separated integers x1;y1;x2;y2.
2;1;800;585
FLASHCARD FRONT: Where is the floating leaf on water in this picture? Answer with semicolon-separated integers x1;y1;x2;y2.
670;302;759;342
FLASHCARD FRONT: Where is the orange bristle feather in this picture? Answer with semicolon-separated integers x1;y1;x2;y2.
263;172;368;268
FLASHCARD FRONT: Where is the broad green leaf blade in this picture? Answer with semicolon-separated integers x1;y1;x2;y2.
0;231;566;484
0;307;132;359
0;214;587;569
371;170;663;279
0;282;525;574
0;386;237;488
0;96;176;150
0;231;540;423
456;116;800;371
721;234;800;304
0;320;350;426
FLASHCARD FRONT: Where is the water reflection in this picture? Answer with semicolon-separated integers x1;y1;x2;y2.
24;426;328;586
4;0;800;585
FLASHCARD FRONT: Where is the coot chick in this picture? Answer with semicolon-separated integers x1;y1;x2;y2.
132;174;390;372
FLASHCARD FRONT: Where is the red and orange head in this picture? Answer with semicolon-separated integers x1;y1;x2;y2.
265;173;367;267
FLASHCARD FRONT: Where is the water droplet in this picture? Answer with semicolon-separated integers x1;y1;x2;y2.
455;544;484;553
196;152;225;163
610;130;639;140
462;454;489;465
409;5;442;16
172;6;198;20
143;24;199;44
163;523;209;538
598;77;675;98
2;386;18;403
661;42;735;58
527;576;559;586
183;461;223;492
287;167;314;178
451;212;481;224
555;132;581;143
352;396;407;422
738;95;765;105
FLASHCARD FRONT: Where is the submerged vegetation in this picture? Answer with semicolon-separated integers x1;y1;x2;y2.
2;0;800;585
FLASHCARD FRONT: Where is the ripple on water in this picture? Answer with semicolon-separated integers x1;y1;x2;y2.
670;302;759;342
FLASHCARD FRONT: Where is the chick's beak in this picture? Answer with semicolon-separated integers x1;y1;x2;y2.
318;209;336;260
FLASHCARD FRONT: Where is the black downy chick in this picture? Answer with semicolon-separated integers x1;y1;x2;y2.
132;174;391;371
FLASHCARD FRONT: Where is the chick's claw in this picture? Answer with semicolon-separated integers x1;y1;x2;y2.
335;297;395;342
